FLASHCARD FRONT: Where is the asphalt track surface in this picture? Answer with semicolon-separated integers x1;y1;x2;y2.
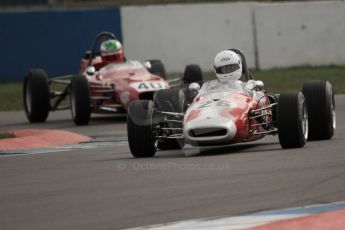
1;95;345;230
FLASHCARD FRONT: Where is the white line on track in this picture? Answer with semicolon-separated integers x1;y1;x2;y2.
126;201;345;230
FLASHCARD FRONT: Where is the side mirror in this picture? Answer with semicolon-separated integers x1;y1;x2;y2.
86;66;96;75
188;82;200;99
256;80;264;91
143;61;152;69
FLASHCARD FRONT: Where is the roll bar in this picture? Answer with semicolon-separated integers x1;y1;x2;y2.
88;31;118;66
228;48;254;81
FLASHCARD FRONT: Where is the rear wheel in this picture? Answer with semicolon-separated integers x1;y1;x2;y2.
127;100;156;157
302;80;335;140
277;92;308;149
23;69;50;122
70;75;91;125
184;64;203;84
147;59;167;79
154;89;185;150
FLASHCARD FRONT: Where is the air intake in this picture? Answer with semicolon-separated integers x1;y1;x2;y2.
189;128;227;137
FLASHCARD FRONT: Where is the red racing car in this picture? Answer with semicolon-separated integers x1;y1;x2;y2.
23;32;202;125
127;49;336;157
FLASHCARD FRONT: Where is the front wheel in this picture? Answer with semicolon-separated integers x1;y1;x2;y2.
70;75;91;125
23;69;50;122
147;59;167;79
127;100;156;157
184;64;203;84
277;92;308;149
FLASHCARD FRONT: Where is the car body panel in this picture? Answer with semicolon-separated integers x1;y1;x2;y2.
183;82;271;146
82;60;170;113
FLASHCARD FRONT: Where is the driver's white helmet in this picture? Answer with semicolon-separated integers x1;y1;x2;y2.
214;50;242;82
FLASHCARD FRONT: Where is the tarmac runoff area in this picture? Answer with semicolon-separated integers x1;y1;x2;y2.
0;129;93;151
0;95;344;230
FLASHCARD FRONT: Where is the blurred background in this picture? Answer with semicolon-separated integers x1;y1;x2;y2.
0;0;344;110
0;0;316;7
2;0;345;76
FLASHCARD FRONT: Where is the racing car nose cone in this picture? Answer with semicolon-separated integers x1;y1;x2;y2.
184;117;237;146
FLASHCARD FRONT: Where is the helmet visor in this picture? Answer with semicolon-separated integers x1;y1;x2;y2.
215;64;240;74
102;52;124;63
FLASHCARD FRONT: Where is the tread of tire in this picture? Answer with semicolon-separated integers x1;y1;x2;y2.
127;100;156;157
184;65;203;84
23;69;50;122
277;92;306;148
302;80;334;140
147;59;167;79
71;75;91;125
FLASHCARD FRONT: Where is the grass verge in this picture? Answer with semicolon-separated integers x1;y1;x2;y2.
201;65;345;94
0;65;344;111
0;132;16;139
0;82;23;111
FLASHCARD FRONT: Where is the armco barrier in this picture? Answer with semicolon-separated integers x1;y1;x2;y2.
0;8;121;80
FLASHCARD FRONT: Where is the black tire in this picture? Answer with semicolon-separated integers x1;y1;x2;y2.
154;89;185;150
154;88;182;113
70;75;91;125
147;59;167;79
23;69;50;122
302;80;335;140
127;100;156;157
277;92;308;149
184;64;203;84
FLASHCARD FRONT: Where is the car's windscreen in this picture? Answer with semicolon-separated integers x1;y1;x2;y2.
198;80;249;96
99;60;144;73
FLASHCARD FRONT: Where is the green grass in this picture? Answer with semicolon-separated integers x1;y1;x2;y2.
201;65;345;94
0;82;23;111
0;132;16;139
1;65;345;111
0;81;70;112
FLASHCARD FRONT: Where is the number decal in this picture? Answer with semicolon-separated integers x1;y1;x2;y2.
131;82;165;91
138;82;163;89
196;100;232;109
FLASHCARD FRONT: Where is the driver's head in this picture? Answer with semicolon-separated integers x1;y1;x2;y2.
214;50;242;82
100;39;124;64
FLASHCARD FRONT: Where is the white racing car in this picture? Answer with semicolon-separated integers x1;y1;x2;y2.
126;49;336;157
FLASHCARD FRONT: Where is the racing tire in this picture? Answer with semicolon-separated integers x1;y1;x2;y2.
23;69;50;123
154;89;185;150
277;92;308;149
302;80;335;140
147;59;167;79
70;75;91;125
184;64;203;84
127;100;156;157
154;88;182;113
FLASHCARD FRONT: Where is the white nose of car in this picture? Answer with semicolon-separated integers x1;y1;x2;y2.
184;108;237;146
